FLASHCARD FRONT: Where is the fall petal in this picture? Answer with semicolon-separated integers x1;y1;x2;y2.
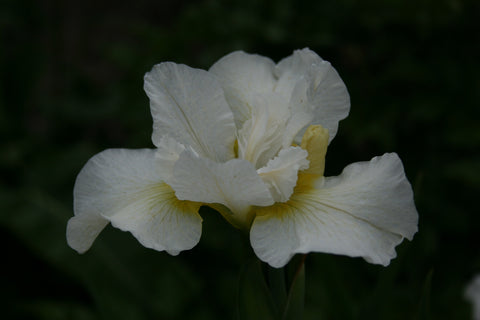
67;211;109;254
250;153;418;268
321;153;418;239
108;183;202;255
69;148;202;254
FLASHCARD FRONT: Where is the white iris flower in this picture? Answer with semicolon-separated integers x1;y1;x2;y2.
67;48;418;268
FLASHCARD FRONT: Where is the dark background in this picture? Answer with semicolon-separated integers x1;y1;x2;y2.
1;0;479;318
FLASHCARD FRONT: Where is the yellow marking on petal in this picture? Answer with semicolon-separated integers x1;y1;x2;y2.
253;181;322;220
154;183;203;219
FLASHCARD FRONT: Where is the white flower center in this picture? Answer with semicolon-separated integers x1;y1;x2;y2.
235;93;311;203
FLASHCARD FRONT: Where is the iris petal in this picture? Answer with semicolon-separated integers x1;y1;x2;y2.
257;146;309;203
68;149;203;254
275;48;350;144
209;51;277;130
250;153;418;268
169;149;274;227
145;62;236;162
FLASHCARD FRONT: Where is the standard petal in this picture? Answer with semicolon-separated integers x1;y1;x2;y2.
251;153;418;268
69;148;202;254
144;62;236;162
275;48;350;144
257;146;309;203
169;149;274;228
209;51;277;129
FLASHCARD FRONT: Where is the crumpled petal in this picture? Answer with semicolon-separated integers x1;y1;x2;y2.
144;62;236;162
250;153;418;268
169;149;274;227
209;51;277;130
68;148;203;255
275;48;350;144
257;146;309;203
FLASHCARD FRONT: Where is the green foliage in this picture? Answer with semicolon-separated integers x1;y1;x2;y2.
236;256;306;320
237;259;277;320
282;255;306;320
1;0;479;318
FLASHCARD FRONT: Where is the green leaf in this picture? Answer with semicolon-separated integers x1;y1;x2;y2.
415;269;434;320
282;255;306;320
267;266;288;312
237;259;277;320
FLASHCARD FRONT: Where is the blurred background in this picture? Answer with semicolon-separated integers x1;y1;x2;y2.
1;0;479;318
